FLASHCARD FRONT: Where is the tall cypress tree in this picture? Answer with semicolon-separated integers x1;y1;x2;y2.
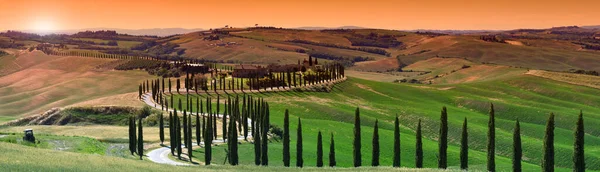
169;112;173;155
183;110;188;150
353;107;362;167
283;109;290;167
460;118;468;170
513;119;522;172
415;119;423;168
196;113;201;146
317;131;323;167
573;111;585;172
542;113;555;172
137;118;143;160
296;118;303;167
129;117;136;155
159;113;164;144
261;102;269;165
176;113;182;159
372;119;380;166
394;115;401;167
487;104;495;172
187;114;192;163
204;111;212;165
254;107;262;166
329;133;336;167
229;99;239;166
439;106;448;169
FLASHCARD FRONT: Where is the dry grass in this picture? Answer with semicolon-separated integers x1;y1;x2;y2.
526;70;600;89
350;57;399;72
0;54;156;117
68;92;144;108
180;37;307;64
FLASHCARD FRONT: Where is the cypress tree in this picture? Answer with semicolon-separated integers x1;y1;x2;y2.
317;131;323;167
183;110;188;150
415;119;423;168
229;99;239;165
393;115;401;167
542;113;555;172
573;111;585;172
196;113;201;146
168;79;171;93
176;113;182;159
169;112;174;155
129;117;136;155
439;107;448;169
187;114;193;162
283;109;290;167
487;104;495;172
159;113;164;144
261;102;269;165
513;119;522;172
296;118;303;167
460;118;468;170
353;107;362;167
204;111;212;165
223;97;228;141
329;133;336;167
254;109;262;166
137;118;143;160
214;96;219;139
372;119;380;166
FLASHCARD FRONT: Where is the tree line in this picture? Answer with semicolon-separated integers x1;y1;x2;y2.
138;89;587;170
137;63;345;99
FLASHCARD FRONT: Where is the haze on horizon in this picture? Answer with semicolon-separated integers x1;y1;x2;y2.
1;0;599;32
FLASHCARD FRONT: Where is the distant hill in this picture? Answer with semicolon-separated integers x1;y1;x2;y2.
15;28;204;37
406;29;504;34
582;25;600;29
294;26;367;30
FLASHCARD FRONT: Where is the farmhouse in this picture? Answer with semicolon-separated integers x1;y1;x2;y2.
232;64;267;78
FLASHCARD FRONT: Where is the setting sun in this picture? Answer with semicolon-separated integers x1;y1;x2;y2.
31;18;56;32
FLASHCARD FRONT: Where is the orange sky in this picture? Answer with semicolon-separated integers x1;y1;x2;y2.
1;0;599;31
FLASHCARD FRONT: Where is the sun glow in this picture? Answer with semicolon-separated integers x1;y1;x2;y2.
31;19;57;32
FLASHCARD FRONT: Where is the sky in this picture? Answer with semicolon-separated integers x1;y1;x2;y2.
1;0;599;32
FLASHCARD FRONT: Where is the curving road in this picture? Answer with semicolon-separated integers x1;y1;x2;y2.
143;92;254;166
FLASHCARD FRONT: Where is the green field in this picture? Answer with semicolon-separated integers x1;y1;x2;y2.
0;141;448;172
0;133;108;155
165;74;600;171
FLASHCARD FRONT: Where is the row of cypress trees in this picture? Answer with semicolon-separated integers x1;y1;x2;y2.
128;107;150;160
341;105;587;171
152;95;586;170
139;63;345;97
157;94;268;165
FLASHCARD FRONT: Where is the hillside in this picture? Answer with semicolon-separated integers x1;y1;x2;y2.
167;27;600;73
0;51;154;117
3;27;600;73
165;74;599;170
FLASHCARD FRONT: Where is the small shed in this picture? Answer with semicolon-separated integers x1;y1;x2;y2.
23;129;35;143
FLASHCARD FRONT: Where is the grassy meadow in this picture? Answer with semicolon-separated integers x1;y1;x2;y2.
165;74;600;171
0;141;450;172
